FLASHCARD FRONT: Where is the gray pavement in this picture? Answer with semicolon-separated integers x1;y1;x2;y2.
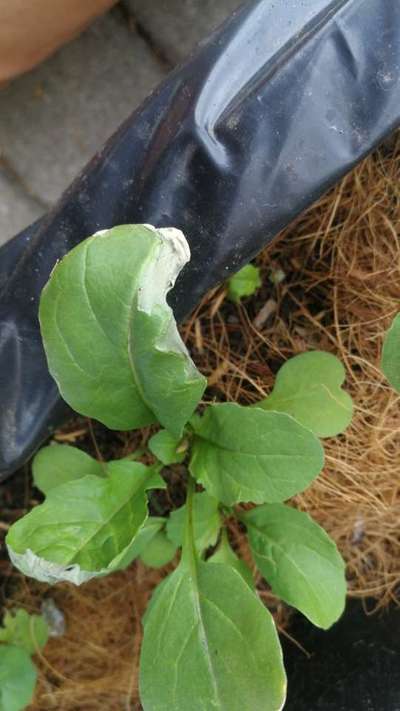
0;0;240;247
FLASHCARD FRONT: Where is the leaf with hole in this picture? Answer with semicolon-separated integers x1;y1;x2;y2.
0;610;48;655
190;403;324;505
39;225;206;437
148;429;186;465
166;491;221;553
381;313;400;393
259;351;353;438
0;645;37;711
227;264;261;303
32;443;105;495
7;460;165;584
244;503;346;629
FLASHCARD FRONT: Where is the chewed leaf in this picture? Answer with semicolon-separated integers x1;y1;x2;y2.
39;225;206;437
6;461;165;585
0;645;37;711
190;403;324;505
260;351;353;438
33;443;104;495
166;491;221;553
244;504;346;629
381;313;400;392
227;264;261;303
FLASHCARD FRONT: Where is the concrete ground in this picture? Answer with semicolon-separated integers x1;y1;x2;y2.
0;0;240;246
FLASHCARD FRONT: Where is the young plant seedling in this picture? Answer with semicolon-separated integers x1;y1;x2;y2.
227;262;261;303
6;225;353;710
0;609;49;711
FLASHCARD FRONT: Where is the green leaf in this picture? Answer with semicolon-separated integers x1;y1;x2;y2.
113;516;166;571
7;460;165;585
140;530;177;568
259;351;353;438
166;491;221;553
32;443;104;495
190;403;324;506
148;429;186;465
0;610;48;654
140;484;286;711
227;264;261;303
0;645;37;711
381;313;400;392
39;225;206;438
208;529;254;590
244;503;346;629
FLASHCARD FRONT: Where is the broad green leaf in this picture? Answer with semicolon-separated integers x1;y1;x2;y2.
148;429;186;465
0;610;48;654
140;530;177;568
33;443;104;495
244;504;346;629
166;491;221;553
7;461;165;585
39;225;206;437
381;313;400;392
208;529;254;590
0;645;37;711
140;508;286;710
114;516;166;571
140;564;285;710
227;264;261;303
190;403;324;506
259;351;353;438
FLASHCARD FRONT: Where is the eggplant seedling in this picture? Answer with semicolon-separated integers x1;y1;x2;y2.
6;225;353;710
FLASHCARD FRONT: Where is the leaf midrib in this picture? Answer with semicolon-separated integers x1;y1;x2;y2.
194;434;314;460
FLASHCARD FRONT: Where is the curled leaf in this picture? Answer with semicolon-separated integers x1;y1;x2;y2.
40;225;206;437
7;461;164;585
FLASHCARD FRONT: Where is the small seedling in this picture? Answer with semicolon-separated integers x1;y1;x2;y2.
6;225;353;710
0;609;48;711
227;263;261;303
381;313;400;392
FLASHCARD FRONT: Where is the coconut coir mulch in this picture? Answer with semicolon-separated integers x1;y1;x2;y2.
1;136;400;709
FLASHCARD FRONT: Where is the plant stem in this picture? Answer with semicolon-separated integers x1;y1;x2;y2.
182;474;197;566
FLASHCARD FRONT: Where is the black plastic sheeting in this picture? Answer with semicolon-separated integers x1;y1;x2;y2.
283;601;400;710
1;0;400;479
